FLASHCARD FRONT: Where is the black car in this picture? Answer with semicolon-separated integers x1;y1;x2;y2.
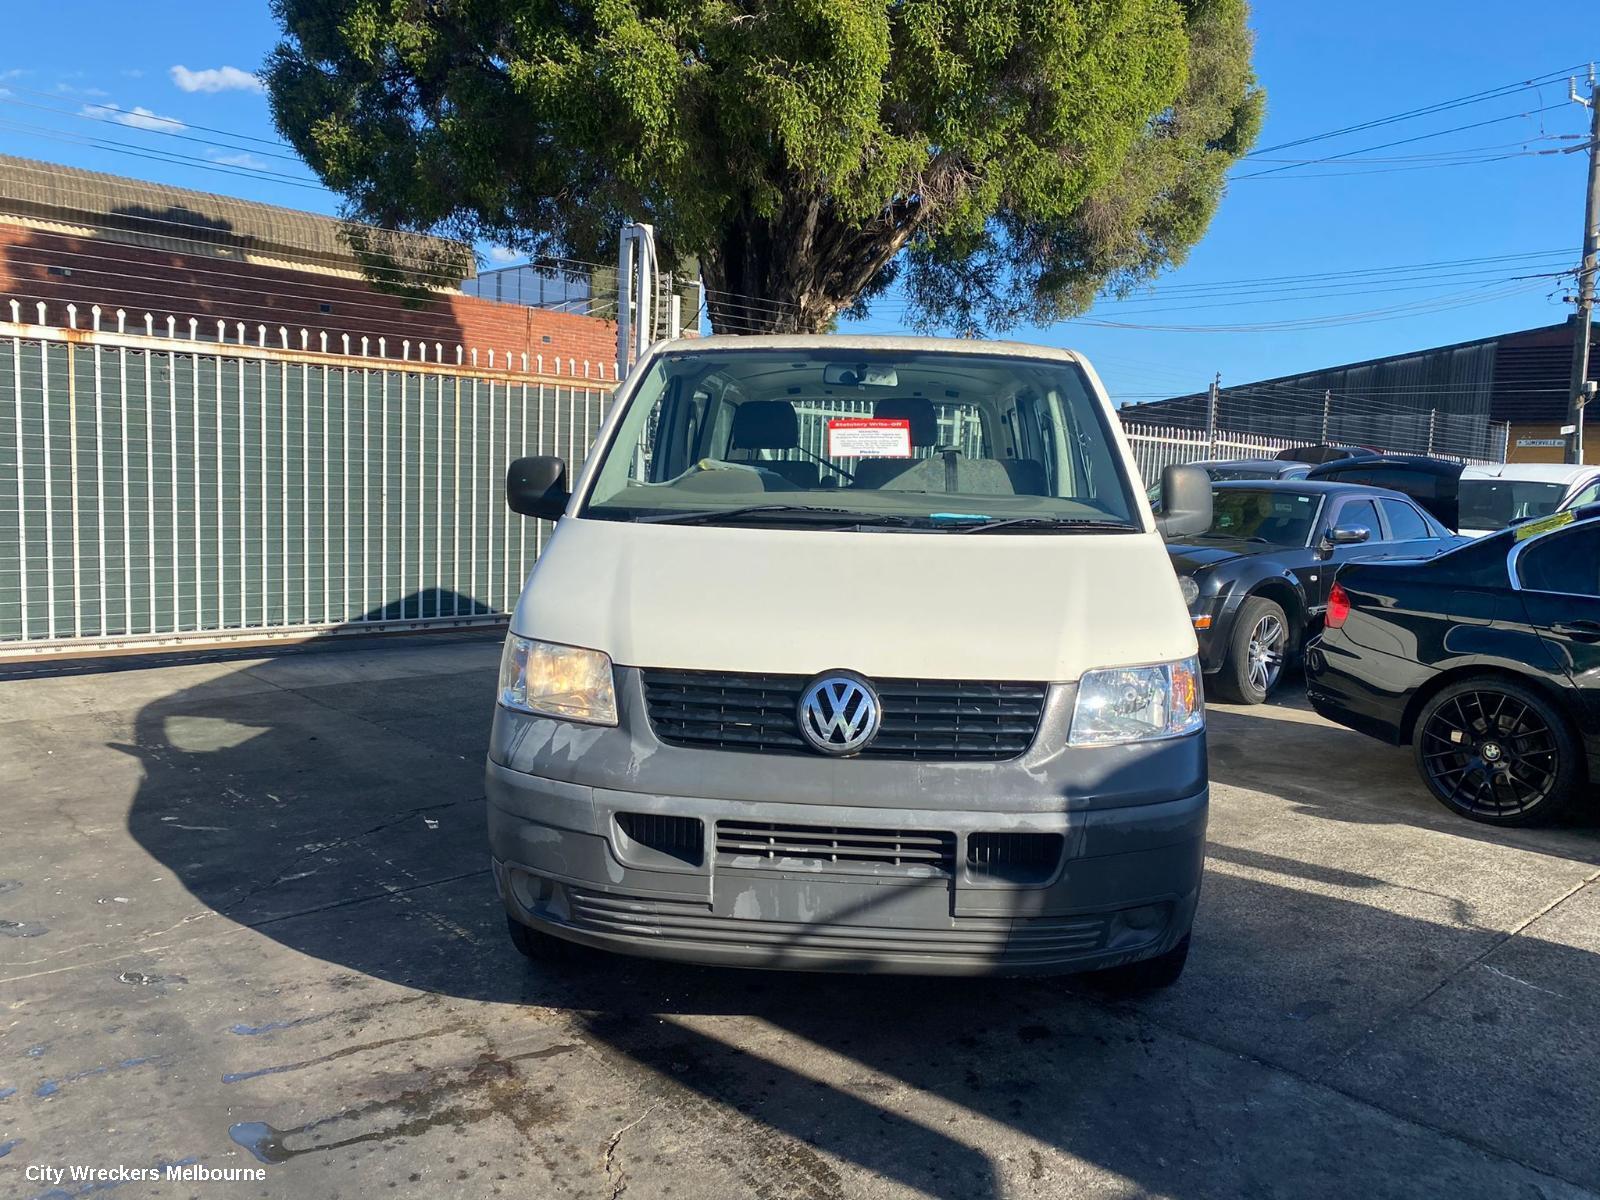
1168;480;1461;704
1305;506;1600;826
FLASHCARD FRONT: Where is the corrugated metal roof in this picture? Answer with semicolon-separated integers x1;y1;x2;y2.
0;153;473;283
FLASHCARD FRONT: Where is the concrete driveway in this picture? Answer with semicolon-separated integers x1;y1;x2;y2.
1;638;1597;1199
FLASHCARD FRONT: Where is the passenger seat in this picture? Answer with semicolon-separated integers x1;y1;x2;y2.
852;398;939;490
727;400;820;489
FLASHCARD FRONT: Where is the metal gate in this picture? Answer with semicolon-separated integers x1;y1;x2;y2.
0;306;614;655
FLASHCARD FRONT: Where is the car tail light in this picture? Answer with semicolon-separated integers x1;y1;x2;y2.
1326;582;1351;629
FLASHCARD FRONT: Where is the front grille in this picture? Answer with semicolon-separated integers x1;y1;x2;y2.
967;832;1064;884
616;813;704;866
716;819;957;876
639;669;1046;760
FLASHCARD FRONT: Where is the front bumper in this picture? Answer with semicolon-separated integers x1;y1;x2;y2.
486;669;1207;976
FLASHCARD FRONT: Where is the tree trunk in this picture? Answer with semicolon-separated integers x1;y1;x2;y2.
699;191;922;335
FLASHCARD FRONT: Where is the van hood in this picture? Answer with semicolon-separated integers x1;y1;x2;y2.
511;517;1197;682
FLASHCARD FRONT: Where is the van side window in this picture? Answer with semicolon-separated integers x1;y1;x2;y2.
1517;527;1600;597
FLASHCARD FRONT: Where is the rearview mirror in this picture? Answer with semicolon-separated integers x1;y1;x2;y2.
822;362;898;388
1154;465;1212;539
506;455;570;519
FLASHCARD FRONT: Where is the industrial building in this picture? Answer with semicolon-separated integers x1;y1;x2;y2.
1121;319;1600;463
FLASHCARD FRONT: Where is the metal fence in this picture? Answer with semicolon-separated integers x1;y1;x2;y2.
1119;419;1508;491
0;303;614;654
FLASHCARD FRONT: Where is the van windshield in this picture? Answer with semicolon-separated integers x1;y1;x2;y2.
1459;479;1568;530
580;348;1139;531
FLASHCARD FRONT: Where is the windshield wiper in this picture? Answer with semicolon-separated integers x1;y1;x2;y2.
950;517;1136;534
637;504;915;528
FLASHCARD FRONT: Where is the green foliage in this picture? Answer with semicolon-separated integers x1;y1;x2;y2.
266;0;1262;333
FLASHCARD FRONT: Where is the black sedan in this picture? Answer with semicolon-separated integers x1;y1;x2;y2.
1306;505;1600;826
1169;481;1461;704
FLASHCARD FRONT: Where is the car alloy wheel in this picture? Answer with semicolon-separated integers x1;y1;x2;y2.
1415;684;1572;823
1245;613;1286;697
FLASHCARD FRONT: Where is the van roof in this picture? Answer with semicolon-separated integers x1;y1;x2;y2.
651;334;1086;365
1461;463;1599;484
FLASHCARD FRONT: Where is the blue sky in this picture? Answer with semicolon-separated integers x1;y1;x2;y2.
1;1;1597;404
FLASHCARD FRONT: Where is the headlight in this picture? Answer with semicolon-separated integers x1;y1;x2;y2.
1069;657;1203;746
498;636;618;725
1178;576;1200;607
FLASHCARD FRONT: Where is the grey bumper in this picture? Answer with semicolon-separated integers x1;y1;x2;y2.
486;669;1208;976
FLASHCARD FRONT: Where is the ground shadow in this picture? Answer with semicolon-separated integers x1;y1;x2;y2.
115;636;1600;1195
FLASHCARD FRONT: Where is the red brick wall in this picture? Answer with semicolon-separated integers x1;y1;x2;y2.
0;223;619;374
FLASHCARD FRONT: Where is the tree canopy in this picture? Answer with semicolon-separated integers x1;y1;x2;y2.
266;0;1262;334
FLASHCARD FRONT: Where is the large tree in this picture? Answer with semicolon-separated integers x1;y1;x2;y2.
266;0;1262;335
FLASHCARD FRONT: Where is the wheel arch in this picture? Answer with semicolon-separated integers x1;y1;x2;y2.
1242;577;1306;642
1399;664;1585;765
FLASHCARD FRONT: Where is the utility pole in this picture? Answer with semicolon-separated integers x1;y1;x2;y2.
1206;372;1220;453
1566;67;1600;464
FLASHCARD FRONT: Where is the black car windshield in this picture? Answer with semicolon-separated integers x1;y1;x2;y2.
1203;489;1320;546
1458;480;1568;530
580;348;1138;530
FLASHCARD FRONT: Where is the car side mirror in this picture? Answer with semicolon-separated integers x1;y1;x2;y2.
1321;524;1371;552
1154;465;1212;539
506;455;570;519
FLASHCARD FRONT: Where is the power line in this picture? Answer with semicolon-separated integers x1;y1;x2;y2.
0;94;311;166
1244;65;1587;157
3;82;296;151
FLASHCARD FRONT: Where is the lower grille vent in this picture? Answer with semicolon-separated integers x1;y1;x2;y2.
967;832;1064;884
716;820;956;876
616;813;704;866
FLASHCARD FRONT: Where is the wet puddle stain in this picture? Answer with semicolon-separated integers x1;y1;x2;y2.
228;1044;579;1166
32;1057;156;1099
0;1139;19;1157
0;1086;17;1100
116;971;185;987
230;1014;327;1037
0;920;47;938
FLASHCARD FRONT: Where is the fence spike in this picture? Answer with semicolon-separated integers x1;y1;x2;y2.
7;299;18;322
402;339;411;360
487;348;494;368
583;360;591;379
536;354;544;375
378;337;387;358
279;326;289;349
434;342;443;362
167;316;176;338
217;320;226;342
258;325;268;348
91;306;102;331
189;318;199;340
300;329;309;350
568;358;576;376
115;309;125;333
41;302;51;325
521;353;529;373
236;322;246;344
455;345;463;365
143;313;153;336
341;333;350;355
361;336;370;356
471;348;479;367
320;332;329;352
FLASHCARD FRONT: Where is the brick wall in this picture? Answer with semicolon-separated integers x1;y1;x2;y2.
0;222;619;373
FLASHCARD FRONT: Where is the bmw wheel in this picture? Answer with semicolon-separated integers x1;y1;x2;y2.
1412;678;1583;826
1214;597;1290;704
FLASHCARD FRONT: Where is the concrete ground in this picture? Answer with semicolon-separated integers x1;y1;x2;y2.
2;638;1598;1200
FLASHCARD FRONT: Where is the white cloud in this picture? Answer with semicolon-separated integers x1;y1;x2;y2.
122;69;145;79
169;65;263;94
206;149;271;171
485;245;525;265
85;103;187;133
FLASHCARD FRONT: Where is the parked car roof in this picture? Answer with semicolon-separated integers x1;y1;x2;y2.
1210;478;1393;495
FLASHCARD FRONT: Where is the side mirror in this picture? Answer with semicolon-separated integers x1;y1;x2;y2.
506;455;570;519
1326;524;1371;547
1154;465;1212;539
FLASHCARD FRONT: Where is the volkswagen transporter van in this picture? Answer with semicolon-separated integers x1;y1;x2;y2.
487;336;1212;987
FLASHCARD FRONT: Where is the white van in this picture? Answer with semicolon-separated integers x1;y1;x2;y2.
1459;463;1600;537
486;336;1212;987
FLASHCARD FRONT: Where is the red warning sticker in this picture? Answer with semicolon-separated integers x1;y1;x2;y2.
826;418;913;459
